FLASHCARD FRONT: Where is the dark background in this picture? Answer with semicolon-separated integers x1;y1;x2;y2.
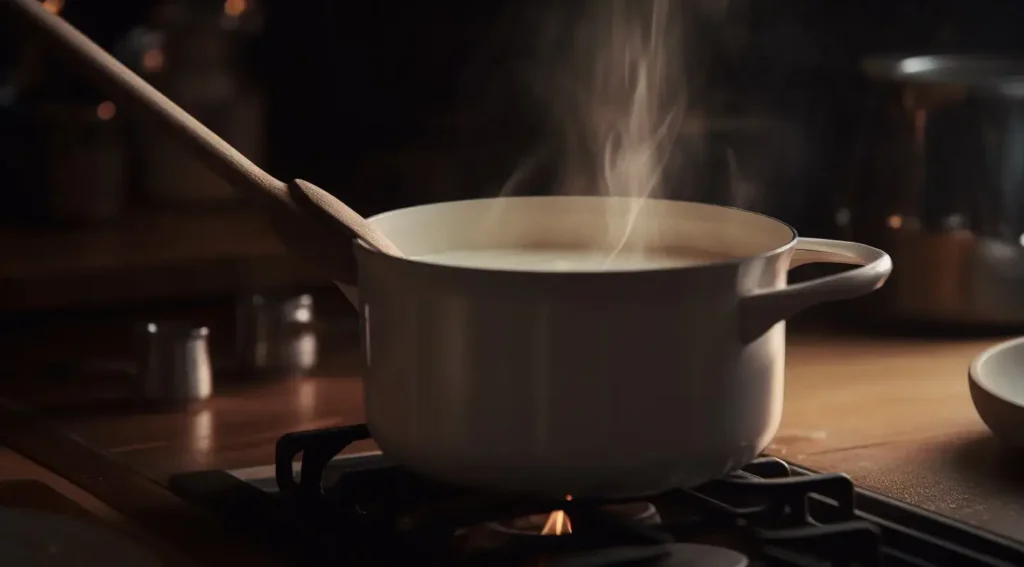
10;1;1024;209
1;0;1023;312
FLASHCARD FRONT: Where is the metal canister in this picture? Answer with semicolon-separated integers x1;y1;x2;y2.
235;293;318;376
138;322;213;404
841;55;1024;325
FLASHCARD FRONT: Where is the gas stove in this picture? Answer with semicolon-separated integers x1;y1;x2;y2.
169;424;1024;566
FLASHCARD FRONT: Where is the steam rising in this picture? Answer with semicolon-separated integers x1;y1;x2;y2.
588;0;681;264
501;0;733;266
468;0;753;269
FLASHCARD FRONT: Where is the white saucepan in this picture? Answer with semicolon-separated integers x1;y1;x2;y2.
15;0;892;500
350;196;891;498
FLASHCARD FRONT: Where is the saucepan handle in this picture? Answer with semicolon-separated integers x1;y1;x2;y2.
738;238;892;344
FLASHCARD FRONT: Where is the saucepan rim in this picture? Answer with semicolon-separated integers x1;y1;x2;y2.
354;195;798;276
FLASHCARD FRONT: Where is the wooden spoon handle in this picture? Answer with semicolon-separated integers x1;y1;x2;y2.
6;0;405;287
290;180;403;257
5;0;288;204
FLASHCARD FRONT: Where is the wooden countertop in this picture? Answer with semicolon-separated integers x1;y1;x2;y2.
781;335;1024;542
0;447;199;567
2;311;1023;562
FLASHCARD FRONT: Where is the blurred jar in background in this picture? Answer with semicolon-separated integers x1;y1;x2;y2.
118;0;266;208
40;99;128;225
0;0;132;226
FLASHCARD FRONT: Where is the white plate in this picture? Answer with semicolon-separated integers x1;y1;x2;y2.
969;336;1024;448
0;507;162;567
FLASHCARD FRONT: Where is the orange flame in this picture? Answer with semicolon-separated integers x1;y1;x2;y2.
539;495;573;536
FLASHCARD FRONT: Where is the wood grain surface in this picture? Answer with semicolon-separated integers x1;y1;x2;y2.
0;447;197;567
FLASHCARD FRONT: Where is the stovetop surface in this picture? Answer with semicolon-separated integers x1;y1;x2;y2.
169;425;1024;567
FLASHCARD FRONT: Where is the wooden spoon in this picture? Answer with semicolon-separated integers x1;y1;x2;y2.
4;0;404;285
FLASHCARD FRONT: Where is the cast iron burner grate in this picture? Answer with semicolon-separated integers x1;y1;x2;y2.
168;424;1024;567
243;424;1024;567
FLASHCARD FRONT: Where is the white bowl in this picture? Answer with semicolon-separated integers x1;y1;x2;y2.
969;336;1024;448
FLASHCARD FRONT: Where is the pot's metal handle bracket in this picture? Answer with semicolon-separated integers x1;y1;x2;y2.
334;282;359;308
738;238;892;344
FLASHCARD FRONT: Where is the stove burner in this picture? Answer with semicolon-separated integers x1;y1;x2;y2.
166;423;1024;567
549;544;748;567
488;502;661;536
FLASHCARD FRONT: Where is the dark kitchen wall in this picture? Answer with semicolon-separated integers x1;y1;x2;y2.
262;0;1024;219
262;1;528;215
3;0;1022;311
6;0;1024;219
